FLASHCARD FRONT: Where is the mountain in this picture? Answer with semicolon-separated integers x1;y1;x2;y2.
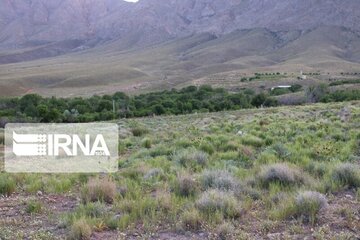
0;0;360;97
1;0;360;48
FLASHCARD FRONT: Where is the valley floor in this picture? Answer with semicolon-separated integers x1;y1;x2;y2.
0;101;360;239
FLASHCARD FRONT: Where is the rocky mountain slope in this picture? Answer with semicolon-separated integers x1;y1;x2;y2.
1;0;360;48
0;0;360;97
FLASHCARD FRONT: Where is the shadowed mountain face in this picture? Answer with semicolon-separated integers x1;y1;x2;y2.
0;0;360;97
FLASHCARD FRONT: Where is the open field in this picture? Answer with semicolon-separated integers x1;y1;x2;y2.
0;101;359;239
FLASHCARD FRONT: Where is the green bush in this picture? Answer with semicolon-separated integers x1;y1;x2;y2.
331;163;360;189
131;127;149;137
141;138;152;149
281;191;328;224
196;190;240;218
26;200;43;214
68;218;92;240
180;208;202;231
0;174;16;196
241;135;264;148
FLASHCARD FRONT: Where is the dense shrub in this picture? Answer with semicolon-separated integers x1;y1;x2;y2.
258;164;305;188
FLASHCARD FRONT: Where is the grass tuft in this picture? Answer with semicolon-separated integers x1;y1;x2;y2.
68;218;92;240
331;163;360;189
81;177;116;204
216;222;235;240
0;174;16;196
175;174;198;197
131;127;149;137
275;191;327;224
26;200;43;214
180;208;202;231
196;189;240;218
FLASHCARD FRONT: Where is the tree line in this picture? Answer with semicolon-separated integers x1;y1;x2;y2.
0;85;359;125
0;86;278;124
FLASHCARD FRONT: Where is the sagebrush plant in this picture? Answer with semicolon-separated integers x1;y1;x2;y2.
331;163;360;189
81;177;116;204
295;191;328;224
258;163;305;188
171;149;208;169
196;189;240;218
275;191;328;225
201;170;239;191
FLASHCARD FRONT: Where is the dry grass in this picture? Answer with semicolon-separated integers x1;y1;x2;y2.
81;177;117;204
69;218;92;240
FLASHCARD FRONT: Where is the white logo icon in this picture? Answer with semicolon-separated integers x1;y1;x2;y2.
13;132;47;156
12;132;110;157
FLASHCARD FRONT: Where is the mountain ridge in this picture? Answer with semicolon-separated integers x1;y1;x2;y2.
1;0;360;48
0;0;360;97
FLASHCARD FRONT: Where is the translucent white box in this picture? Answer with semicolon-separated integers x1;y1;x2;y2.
5;123;118;173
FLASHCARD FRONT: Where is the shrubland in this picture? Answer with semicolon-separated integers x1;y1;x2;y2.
0;99;359;239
